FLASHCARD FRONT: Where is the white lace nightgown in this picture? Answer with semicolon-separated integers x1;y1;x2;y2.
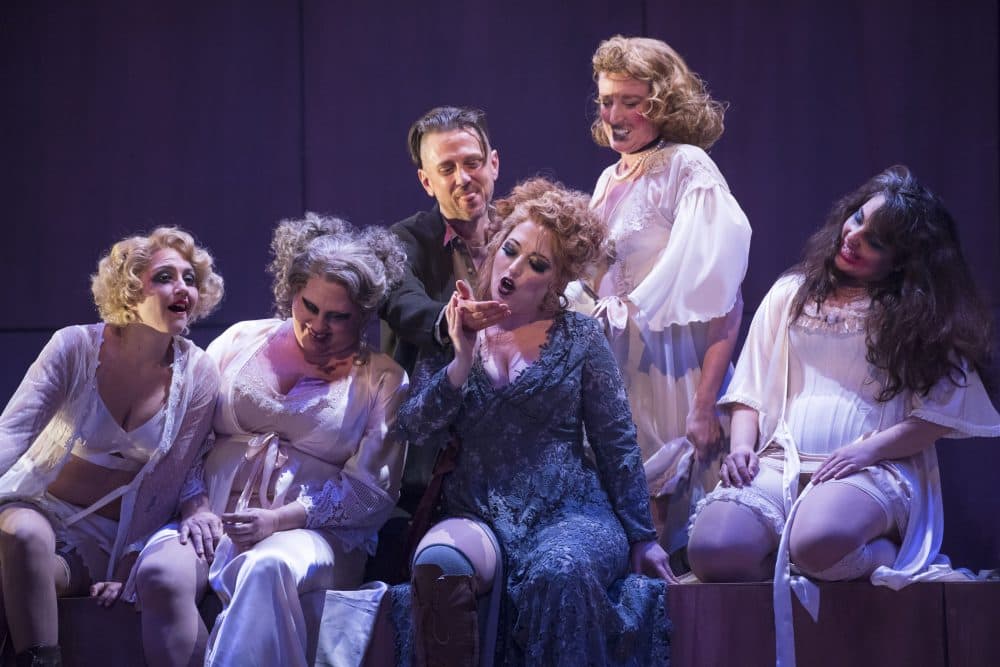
586;142;752;551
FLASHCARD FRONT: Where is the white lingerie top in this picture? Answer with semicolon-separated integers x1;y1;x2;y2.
785;294;878;455
71;400;166;471
202;319;409;554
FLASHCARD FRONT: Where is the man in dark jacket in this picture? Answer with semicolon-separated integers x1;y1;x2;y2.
381;106;508;516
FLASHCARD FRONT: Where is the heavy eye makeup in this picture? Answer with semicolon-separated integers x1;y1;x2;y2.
154;266;196;285
850;208;887;250
301;296;351;321
501;239;550;273
528;256;551;273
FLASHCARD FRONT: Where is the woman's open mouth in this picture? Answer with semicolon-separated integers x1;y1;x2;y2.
498;276;516;296
610;125;631;141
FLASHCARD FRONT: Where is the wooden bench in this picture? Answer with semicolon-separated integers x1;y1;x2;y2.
668;580;1000;667
4;580;997;665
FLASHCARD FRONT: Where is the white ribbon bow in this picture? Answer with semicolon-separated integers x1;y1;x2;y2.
235;432;290;512
593;296;631;339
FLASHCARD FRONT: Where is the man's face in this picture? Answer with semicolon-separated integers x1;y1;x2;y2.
417;128;499;223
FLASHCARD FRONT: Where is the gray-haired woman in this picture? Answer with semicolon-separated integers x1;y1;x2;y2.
135;214;409;667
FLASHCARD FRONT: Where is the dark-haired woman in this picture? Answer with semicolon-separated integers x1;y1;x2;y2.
687;166;999;665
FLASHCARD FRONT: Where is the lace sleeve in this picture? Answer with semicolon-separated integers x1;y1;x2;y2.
396;364;463;448
178;431;214;506
296;365;410;531
171;353;220;509
578;319;657;544
0;327;79;474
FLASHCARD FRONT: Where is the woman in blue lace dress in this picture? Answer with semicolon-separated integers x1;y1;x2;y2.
395;178;673;666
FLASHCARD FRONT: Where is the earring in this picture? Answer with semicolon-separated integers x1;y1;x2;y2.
540;288;567;316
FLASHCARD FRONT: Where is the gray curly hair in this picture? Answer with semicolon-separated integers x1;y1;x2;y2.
268;213;406;318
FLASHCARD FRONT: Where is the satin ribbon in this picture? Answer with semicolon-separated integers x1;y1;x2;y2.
593;296;631;339
644;436;694;497
235;432;290;512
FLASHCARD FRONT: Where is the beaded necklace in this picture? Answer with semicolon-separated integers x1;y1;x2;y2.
611;139;668;182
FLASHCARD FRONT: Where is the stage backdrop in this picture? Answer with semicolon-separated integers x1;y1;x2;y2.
2;0;997;567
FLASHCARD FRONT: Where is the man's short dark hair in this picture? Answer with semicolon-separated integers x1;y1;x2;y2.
407;106;492;168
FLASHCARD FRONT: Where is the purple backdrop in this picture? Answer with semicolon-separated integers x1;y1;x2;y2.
2;0;997;566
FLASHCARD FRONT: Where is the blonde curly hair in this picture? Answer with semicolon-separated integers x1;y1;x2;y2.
591;35;726;150
91;227;224;327
268;212;406;318
480;178;606;314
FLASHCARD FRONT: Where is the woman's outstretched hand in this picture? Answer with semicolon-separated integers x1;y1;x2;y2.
454;279;510;332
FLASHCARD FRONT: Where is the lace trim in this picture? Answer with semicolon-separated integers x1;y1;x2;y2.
631;143;728;196
636;143;679;179
158;336;186;455
910;407;1000;438
610;140;669;182
793;294;870;334
688;485;785;538
471;315;560;397
297;473;391;530
86;324;186;457
232;340;351;417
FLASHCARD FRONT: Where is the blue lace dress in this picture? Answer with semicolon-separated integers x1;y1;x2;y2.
392;311;670;666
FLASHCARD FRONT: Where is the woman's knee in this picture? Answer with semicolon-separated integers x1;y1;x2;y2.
236;547;295;587
788;524;860;574
790;481;893;573
135;543;200;603
414;544;474;577
687;537;773;582
0;508;56;564
416;518;498;591
688;505;776;582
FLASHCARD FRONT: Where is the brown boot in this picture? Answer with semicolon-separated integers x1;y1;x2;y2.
14;645;62;667
412;563;479;667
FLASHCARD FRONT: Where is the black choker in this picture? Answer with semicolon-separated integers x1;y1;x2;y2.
626;137;664;155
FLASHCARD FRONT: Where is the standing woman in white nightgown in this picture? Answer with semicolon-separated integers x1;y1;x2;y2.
584;35;752;559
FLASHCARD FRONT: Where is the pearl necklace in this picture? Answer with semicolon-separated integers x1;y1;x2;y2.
612;140;668;182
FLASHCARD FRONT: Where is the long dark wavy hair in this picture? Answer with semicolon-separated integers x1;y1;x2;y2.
790;165;993;401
